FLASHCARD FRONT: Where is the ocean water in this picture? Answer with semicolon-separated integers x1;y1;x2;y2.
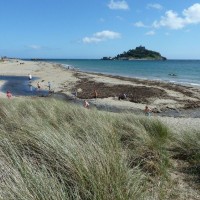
42;59;200;86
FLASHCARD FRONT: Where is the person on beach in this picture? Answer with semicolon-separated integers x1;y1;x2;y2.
72;89;77;98
75;90;77;97
37;82;41;90
6;91;12;99
94;89;98;99
118;93;126;100
144;105;152;116
83;100;90;108
28;74;32;81
47;81;51;91
29;84;33;92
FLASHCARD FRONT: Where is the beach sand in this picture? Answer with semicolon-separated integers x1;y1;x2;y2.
1;58;200;132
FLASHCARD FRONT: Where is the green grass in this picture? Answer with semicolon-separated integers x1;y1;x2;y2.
171;131;200;164
0;98;199;199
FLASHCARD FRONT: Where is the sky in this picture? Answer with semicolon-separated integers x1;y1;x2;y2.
0;0;200;59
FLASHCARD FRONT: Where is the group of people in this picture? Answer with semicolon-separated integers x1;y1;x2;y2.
4;75;153;116
82;89;98;109
28;74;52;92
82;89;152;116
29;75;152;116
117;93;152;116
37;81;51;91
5;73;32;99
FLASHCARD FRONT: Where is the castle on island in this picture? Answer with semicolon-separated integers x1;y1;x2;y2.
101;46;166;61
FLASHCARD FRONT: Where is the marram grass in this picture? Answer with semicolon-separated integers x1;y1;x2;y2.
0;98;199;199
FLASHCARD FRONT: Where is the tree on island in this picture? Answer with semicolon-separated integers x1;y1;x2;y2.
102;46;167;60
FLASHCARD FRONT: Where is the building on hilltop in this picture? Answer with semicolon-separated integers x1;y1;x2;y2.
135;46;146;51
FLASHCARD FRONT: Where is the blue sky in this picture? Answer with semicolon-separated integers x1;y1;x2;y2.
0;0;200;59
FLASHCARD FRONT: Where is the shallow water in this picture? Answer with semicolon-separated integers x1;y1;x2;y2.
1;75;200;118
0;75;48;96
159;108;200;118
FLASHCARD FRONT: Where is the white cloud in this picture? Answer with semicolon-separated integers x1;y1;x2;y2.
153;10;185;29
183;3;200;24
145;30;155;35
83;30;121;44
134;21;148;28
147;3;163;10
108;0;129;10
94;30;121;39
82;37;102;43
28;45;41;49
153;3;200;30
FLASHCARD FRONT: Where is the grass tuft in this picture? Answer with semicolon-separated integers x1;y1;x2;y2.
0;98;199;199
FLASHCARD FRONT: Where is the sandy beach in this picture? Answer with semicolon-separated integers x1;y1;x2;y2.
1;58;200;132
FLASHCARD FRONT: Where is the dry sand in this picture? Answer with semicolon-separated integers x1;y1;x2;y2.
0;59;77;94
1;58;200;133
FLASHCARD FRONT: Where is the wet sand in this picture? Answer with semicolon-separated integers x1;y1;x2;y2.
72;71;200;116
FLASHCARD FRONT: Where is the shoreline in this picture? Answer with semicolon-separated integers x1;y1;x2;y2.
1;59;200;119
32;58;200;87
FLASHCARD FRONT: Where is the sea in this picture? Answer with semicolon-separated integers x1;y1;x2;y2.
36;59;200;87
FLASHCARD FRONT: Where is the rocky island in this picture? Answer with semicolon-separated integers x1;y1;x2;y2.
102;46;167;60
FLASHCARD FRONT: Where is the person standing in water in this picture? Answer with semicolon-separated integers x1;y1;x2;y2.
28;74;32;81
37;82;41;90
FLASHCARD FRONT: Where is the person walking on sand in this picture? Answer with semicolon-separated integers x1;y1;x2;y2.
144;105;152;116
83;100;90;108
94;89;98;99
6;91;12;99
37;82;41;90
